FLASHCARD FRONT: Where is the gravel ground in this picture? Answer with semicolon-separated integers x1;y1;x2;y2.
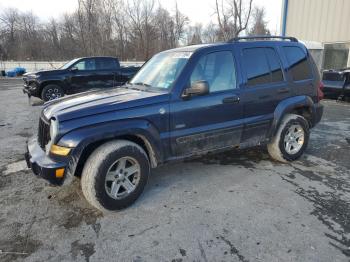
0;78;349;262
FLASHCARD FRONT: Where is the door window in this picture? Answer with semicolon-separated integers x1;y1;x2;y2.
242;48;284;86
74;59;96;70
96;58;119;70
265;48;284;82
283;46;312;81
190;51;237;92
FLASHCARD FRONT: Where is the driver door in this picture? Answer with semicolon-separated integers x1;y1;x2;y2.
69;58;99;94
170;50;244;157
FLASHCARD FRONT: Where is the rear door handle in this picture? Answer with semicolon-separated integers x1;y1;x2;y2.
277;88;290;94
222;95;240;104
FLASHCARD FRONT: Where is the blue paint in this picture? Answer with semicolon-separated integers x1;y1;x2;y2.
282;0;289;36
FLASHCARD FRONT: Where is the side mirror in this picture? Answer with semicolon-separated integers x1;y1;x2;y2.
183;80;209;98
70;67;78;72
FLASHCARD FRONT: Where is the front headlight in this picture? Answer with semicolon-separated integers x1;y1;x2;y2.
47;119;71;156
45;119;59;154
50;119;58;141
28;74;39;79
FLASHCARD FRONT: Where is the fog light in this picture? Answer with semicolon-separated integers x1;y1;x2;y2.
55;168;65;178
50;145;71;156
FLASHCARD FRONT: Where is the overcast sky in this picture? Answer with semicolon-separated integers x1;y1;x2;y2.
0;0;282;33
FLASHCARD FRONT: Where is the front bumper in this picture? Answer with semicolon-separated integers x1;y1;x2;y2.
22;80;39;97
25;138;67;186
322;81;350;97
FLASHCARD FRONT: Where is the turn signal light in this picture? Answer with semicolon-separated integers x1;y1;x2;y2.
55;168;65;178
50;144;71;156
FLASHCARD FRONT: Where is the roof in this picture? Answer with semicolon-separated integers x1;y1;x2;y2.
163;43;227;53
163;36;303;54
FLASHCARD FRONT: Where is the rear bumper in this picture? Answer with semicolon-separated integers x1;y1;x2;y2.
323;82;350;97
25;138;67;186
311;102;323;127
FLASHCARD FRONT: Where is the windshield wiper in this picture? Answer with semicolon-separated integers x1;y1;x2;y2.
132;82;151;87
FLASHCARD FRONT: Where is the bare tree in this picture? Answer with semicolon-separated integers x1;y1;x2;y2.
0;0;266;61
202;22;219;43
186;24;203;45
248;6;270;36
0;8;19;59
215;0;253;40
173;2;189;45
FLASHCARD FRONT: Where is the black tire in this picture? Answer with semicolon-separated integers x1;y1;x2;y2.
81;140;150;212
41;84;64;101
267;114;310;163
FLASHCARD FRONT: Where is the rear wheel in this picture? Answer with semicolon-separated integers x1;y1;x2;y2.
41;84;64;101
267;114;309;163
81;140;150;212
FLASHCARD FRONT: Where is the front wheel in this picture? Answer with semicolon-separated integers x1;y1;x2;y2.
81;140;150;212
267;114;310;163
41;84;64;101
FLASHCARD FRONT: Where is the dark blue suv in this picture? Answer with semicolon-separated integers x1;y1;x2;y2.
25;36;324;212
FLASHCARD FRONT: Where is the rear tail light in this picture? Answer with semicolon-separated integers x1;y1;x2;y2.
317;81;324;101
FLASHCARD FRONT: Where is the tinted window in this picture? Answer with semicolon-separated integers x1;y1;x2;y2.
190;51;237;92
283;46;312;81
74;59;96;70
265;48;284;82
242;48;271;86
96;58;119;70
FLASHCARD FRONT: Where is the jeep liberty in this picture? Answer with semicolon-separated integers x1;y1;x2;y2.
25;36;324;212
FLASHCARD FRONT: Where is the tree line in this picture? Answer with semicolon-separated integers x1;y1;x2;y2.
0;0;270;61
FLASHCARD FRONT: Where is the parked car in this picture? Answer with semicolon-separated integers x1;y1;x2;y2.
25;36;324;212
22;57;141;101
322;68;350;100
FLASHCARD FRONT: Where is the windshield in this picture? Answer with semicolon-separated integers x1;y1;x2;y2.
130;51;192;89
60;58;80;69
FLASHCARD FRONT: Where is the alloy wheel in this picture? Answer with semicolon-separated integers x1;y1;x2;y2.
284;124;305;155
104;157;141;200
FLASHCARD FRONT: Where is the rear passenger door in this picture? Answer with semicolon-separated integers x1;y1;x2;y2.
238;46;289;145
95;58;118;88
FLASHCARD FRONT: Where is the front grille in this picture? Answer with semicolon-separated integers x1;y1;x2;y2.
38;117;51;149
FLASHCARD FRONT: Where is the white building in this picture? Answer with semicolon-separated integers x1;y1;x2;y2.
281;0;350;70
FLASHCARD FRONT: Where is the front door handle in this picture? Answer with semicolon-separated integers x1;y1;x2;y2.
277;87;290;94
223;95;240;104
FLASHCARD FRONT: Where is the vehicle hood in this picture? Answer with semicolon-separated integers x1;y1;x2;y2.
24;69;66;77
42;87;169;122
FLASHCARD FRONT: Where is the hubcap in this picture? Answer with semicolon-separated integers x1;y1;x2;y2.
104;157;141;200
45;88;62;100
284;124;305;155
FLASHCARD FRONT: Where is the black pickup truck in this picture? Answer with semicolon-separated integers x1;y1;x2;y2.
23;57;141;101
322;68;350;100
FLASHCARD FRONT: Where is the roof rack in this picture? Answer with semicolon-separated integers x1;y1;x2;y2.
229;35;298;43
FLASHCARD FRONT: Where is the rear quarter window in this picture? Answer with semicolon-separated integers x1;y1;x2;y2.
283;46;312;81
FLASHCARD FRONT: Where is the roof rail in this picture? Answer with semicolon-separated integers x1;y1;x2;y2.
229;35;298;43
